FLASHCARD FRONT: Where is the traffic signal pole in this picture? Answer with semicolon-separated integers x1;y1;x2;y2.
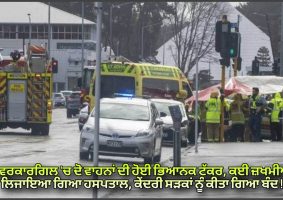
220;65;225;142
233;58;237;76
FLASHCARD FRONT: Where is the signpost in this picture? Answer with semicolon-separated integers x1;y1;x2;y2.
169;105;183;166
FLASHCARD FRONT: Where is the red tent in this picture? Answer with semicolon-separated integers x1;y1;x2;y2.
185;83;221;103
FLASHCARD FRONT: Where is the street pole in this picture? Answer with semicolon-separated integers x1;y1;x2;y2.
81;0;85;85
233;58;238;77
280;2;283;76
220;65;225;142
93;2;102;199
28;13;31;47
195;45;199;153
109;5;113;59
48;2;51;59
141;26;144;60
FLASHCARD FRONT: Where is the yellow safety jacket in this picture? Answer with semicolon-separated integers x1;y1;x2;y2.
230;101;245;124
270;93;283;123
205;98;221;124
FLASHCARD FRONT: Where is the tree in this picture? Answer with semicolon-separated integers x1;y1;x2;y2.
168;2;230;77
257;46;271;67
236;2;280;58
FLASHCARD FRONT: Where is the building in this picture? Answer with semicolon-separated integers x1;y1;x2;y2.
155;2;273;82
0;2;110;92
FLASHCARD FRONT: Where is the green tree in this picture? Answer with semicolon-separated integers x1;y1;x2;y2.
257;46;271;67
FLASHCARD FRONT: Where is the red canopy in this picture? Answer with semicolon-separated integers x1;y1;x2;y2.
185;83;221;103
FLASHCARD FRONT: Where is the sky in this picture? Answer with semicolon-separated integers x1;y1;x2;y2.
230;2;247;7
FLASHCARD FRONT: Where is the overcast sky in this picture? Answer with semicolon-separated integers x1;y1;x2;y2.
230;2;247;7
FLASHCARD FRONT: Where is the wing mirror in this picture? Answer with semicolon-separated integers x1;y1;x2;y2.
155;118;164;126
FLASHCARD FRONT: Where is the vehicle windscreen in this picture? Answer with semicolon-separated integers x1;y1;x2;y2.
93;75;135;98
142;78;179;98
153;102;185;117
94;103;149;121
62;92;72;97
82;68;94;89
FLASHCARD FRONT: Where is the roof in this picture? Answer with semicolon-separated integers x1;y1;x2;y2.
0;2;94;24
151;98;183;105
101;98;150;107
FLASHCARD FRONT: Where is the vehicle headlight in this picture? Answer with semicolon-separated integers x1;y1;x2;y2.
136;130;150;137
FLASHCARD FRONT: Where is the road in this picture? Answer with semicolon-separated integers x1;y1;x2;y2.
0;108;176;198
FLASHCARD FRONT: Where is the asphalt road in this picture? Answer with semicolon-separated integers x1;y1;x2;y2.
0;107;176;198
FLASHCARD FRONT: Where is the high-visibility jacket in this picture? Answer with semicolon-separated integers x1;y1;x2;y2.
230;101;245;124
269;93;283;123
205;97;221;123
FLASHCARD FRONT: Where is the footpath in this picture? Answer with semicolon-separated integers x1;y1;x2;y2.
103;142;283;198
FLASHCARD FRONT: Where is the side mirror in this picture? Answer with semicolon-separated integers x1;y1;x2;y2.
77;77;82;88
176;90;188;99
160;112;167;117
155;118;164;126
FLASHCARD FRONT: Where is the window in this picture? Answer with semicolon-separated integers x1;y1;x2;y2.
92;75;135;98
142;78;179;99
182;81;193;98
99;103;149;121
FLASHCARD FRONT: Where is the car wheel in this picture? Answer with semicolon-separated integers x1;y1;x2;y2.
67;110;72;118
41;125;50;136
31;126;40;136
181;139;188;147
153;153;161;163
80;152;89;160
144;157;154;164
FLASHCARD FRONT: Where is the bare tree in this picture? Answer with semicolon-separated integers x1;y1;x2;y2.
169;2;230;77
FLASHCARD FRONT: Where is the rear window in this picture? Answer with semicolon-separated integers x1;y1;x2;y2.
54;94;62;98
70;93;80;98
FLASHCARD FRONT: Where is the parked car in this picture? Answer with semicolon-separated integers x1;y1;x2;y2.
66;91;81;118
61;90;72;103
78;102;89;131
151;98;189;147
52;92;66;107
80;97;164;163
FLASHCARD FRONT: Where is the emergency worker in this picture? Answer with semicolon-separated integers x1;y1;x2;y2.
267;92;283;141
229;94;247;142
205;91;221;142
249;87;267;142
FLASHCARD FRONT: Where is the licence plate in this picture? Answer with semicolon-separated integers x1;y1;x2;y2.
107;140;122;148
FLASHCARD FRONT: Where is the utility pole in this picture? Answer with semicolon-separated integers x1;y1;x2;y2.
93;2;102;199
280;2;283;76
48;2;51;59
81;0;85;85
194;42;199;153
28;13;31;46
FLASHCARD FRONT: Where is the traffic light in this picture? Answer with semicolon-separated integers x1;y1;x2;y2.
52;59;58;73
251;57;260;75
272;60;279;75
215;19;232;67
229;32;241;58
237;57;242;71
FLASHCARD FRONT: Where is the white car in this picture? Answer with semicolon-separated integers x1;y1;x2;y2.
151;98;189;147
52;92;66;107
80;97;164;163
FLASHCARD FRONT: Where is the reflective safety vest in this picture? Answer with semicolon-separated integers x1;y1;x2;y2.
250;95;260;109
205;98;221;123
230;101;245;124
270;93;283;122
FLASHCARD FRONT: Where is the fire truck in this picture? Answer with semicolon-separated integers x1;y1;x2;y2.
0;45;53;135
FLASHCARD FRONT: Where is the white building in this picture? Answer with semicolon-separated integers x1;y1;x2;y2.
156;2;273;81
0;2;110;92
